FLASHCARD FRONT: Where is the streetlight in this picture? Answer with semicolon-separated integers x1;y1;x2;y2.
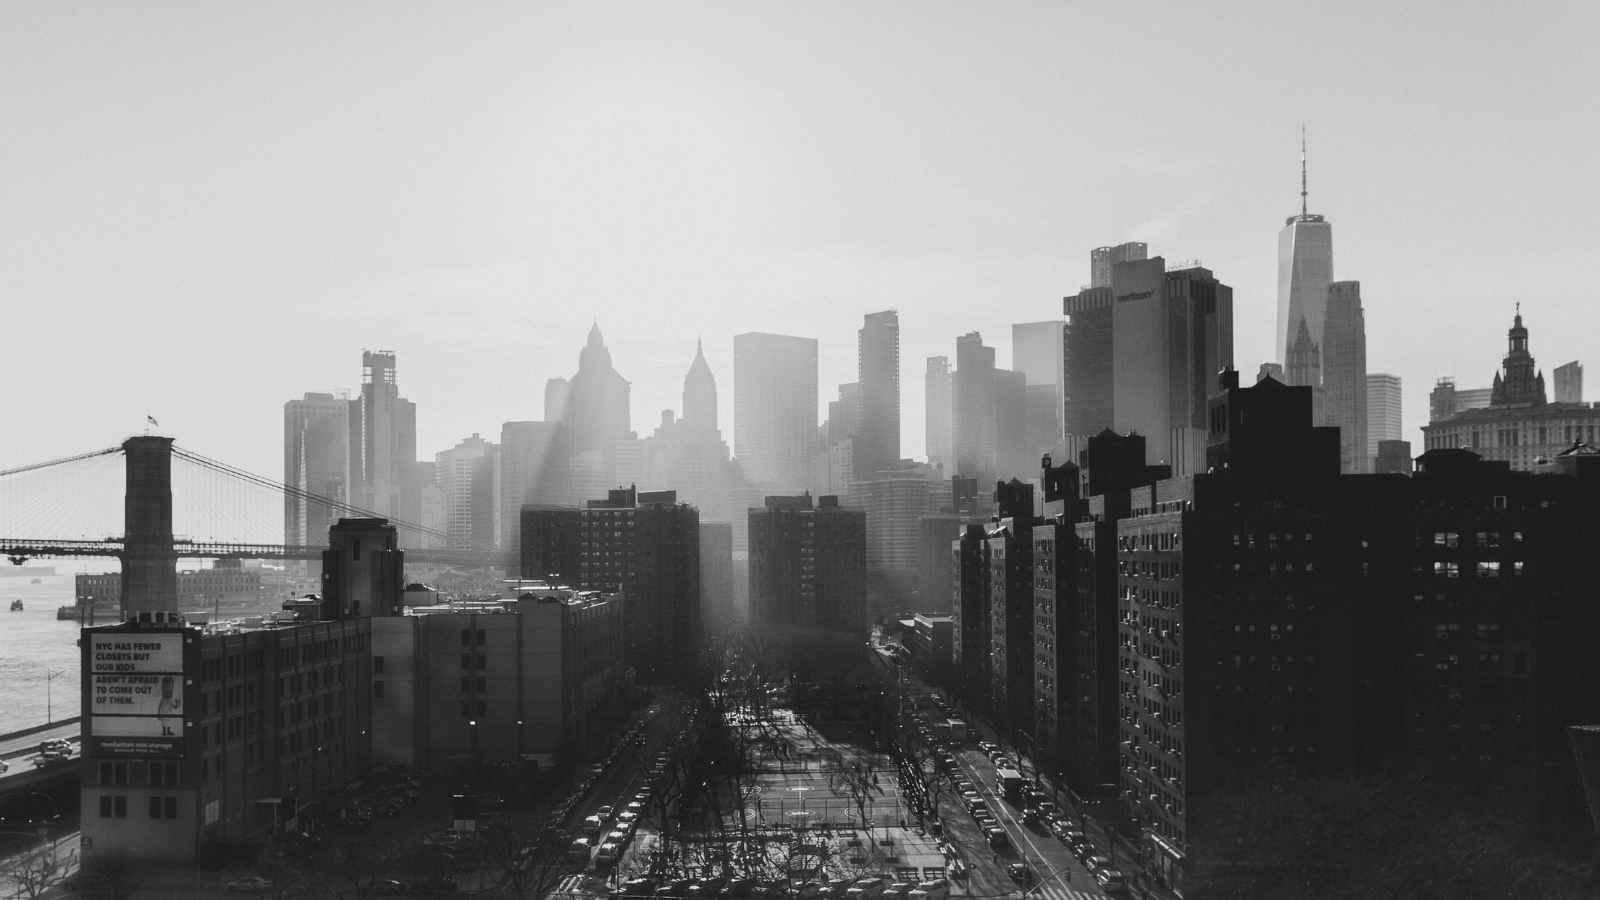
45;670;64;725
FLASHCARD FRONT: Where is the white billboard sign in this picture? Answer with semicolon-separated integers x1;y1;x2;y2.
89;634;183;674
91;674;184;717
91;715;183;739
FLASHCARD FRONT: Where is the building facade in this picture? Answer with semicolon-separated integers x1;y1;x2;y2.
734;332;819;493
1554;361;1583;404
1323;281;1368;473
747;494;866;639
855;311;901;482
925;356;953;472
953;332;998;485
1366;373;1403;467
282;393;349;552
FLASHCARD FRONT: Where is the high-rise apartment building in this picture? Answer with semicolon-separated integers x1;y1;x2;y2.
987;481;1036;735
747;494;866;638
435;434;499;550
283;392;349;549
953;332;998;484
734;332;819;492
349;351;419;530
1366;373;1403;466
519;488;700;685
856;311;901;481
925;356;953;471
1090;241;1148;289
699;522;735;632
853;462;943;577
1323;281;1368;472
1554;361;1584;404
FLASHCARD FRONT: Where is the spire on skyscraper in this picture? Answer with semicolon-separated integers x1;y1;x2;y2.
1300;124;1309;218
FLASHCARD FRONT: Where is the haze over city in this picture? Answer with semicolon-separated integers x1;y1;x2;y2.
6;0;1599;476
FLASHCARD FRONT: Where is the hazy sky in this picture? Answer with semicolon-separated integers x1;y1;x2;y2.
6;0;1598;483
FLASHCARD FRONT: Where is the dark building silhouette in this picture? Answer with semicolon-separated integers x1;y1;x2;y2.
121;435;178;617
699;522;734;632
917;513;961;614
748;494;866;638
953;332;998;484
951;523;991;709
1064;287;1114;466
988;480;1037;735
349;351;420;539
321;517;405;618
562;324;633;488
518;488;700;684
283;392;349;555
1374;438;1413;475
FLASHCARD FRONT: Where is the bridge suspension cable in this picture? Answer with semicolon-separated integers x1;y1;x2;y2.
0;446;121;479
170;445;446;541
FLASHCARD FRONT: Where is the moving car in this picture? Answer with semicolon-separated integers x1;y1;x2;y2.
1006;864;1034;886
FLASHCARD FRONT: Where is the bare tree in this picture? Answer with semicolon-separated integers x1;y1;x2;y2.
824;749;886;846
311;839;404;900
1;833;75;900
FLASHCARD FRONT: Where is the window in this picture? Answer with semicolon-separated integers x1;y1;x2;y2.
98;795;112;818
113;796;127;819
373;656;384;674
374;681;385;700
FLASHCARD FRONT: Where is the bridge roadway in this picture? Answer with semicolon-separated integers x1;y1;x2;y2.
0;538;515;569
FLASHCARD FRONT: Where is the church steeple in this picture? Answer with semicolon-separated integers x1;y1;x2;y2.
684;337;718;433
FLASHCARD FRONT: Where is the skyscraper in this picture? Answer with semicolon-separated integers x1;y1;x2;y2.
545;377;570;422
925;356;953;471
562;324;631;485
1323;281;1369;473
953;332;998;484
856;311;901;480
1555;361;1584;404
1090;241;1148;289
684;338;718;432
349;351;418;532
1366;373;1403;467
1013;320;1065;457
995;368;1030;478
499;420;567;551
435;433;498;550
1276;134;1334;374
734;332;818;492
748;494;866;638
284;392;349;548
1110;259;1233;475
1063;287;1114;464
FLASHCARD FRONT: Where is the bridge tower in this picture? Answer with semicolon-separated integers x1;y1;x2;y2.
121;435;178;616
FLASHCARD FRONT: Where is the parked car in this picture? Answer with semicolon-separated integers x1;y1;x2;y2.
1006;864;1034;886
224;875;274;893
906;880;950;900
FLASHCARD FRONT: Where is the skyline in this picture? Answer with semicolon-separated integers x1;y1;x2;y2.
6;1;1599;479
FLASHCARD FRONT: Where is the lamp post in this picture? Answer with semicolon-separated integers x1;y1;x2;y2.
45;670;64;725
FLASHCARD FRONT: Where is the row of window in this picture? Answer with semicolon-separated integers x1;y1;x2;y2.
97;794;179;820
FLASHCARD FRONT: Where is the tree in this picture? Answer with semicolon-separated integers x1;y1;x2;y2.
1;832;74;900
311;839;405;900
824;749;886;845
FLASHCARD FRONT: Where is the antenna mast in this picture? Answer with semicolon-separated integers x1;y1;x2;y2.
1300;125;1308;217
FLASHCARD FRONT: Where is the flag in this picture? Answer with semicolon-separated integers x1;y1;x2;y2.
146;415;159;427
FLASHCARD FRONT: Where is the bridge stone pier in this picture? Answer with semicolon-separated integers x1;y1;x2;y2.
120;435;177;616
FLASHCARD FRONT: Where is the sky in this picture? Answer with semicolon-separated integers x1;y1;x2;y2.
5;0;1599;483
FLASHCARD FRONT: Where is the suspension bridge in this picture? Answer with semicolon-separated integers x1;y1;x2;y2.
0;435;515;574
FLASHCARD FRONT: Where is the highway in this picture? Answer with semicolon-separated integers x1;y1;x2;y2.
0;723;79;763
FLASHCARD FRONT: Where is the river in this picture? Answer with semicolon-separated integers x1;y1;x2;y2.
0;573;89;734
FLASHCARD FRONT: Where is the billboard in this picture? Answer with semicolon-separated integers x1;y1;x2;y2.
87;632;186;758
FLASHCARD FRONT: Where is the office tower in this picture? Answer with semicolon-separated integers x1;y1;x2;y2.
283;392;349;549
734;332;819;492
995;368;1030;477
925;356;953;470
1555;361;1584;404
856;310;901;480
684;338;718;432
748;494;866;638
519;488;700;684
1090;241;1148;289
1276;135;1334;373
854;462;943;585
500;421;568;551
545;377;571;422
1423;310;1600;470
562;324;631;486
435;434;499;550
1064;287;1114;463
828;383;862;447
349;351;418;526
369;583;624;771
1111;260;1234;476
1366;373;1403;465
700;522;735;632
953;332;998;484
1013;320;1065;451
1023;384;1061;470
1323;281;1369;473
